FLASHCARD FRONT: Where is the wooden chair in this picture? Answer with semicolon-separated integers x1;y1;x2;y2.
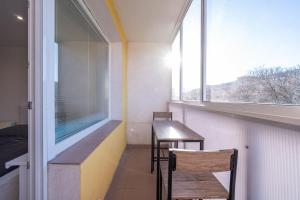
151;112;173;173
159;149;238;200
153;112;173;121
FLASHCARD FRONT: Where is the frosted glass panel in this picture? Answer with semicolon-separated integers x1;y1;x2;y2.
55;0;108;142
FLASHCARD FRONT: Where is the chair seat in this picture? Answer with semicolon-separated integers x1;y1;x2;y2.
160;162;229;199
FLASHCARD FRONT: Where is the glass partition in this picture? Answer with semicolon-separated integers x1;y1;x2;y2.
172;31;181;100
182;0;201;101
55;0;108;142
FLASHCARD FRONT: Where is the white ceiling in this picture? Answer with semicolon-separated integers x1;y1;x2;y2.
0;0;27;46
0;0;190;45
84;0;120;42
114;0;191;43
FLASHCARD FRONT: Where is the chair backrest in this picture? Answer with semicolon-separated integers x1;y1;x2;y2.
153;112;172;121
172;149;236;173
168;149;238;200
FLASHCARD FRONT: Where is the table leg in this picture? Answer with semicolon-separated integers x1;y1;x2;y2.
156;141;160;200
200;140;204;150
151;126;154;173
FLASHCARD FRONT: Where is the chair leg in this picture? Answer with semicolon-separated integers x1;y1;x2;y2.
200;140;204;150
167;152;173;200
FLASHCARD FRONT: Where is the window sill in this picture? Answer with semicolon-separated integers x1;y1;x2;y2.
169;101;300;128
49;120;122;164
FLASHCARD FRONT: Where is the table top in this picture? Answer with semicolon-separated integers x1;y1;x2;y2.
152;120;204;142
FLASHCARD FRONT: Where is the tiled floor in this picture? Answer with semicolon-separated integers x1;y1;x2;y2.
105;147;156;200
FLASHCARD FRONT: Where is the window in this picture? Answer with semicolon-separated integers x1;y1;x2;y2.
171;0;201;101
55;0;108;142
205;0;300;105
182;0;201;100
171;31;181;100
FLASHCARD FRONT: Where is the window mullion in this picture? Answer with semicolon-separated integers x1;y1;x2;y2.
180;25;183;101
201;0;206;102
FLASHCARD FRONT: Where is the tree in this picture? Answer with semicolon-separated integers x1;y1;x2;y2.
207;65;300;104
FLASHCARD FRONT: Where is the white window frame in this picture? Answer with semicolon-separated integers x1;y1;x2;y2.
43;0;111;161
171;0;300;125
171;0;202;102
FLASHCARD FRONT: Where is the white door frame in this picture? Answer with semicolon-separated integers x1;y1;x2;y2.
28;0;45;199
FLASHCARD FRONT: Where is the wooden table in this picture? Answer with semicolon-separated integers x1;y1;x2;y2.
151;120;205;200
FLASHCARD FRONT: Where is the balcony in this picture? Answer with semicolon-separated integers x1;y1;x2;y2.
1;0;300;200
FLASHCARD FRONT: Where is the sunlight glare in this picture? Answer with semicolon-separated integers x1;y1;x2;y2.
164;53;175;69
168;127;181;138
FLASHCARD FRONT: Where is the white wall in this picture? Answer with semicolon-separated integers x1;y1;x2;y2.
169;103;300;200
127;43;171;144
0;46;27;124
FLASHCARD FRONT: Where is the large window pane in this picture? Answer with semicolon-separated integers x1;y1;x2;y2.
205;0;300;104
171;31;181;100
55;0;108;142
182;0;201;101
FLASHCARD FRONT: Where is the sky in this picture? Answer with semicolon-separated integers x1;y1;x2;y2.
173;0;300;91
182;0;201;92
172;0;201;93
206;0;300;85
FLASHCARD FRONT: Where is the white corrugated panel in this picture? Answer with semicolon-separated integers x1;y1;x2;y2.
169;104;300;200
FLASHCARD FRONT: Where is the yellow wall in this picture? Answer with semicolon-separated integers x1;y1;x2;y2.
80;122;126;200
79;1;128;200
